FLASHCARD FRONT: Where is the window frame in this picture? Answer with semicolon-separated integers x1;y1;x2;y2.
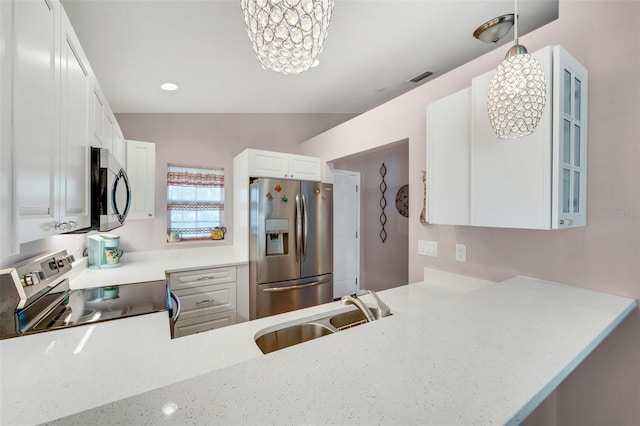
166;163;225;242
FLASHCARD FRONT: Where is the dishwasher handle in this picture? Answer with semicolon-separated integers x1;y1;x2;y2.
170;291;181;322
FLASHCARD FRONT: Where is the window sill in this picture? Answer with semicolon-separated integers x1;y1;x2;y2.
164;239;230;248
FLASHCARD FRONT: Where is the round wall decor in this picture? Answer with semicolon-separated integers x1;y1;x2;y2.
395;184;409;217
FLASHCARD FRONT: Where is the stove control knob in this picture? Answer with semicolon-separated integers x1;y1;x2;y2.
20;272;42;287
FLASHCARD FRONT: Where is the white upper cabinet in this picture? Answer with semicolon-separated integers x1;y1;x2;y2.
0;1;15;257
59;11;91;230
426;45;588;230
248;149;321;181
126;140;156;220
288;154;322;181
89;85;105;147
8;0;125;247
552;48;588;228
13;0;61;243
112;126;127;168
426;87;471;225
101;105;120;154
471;45;587;229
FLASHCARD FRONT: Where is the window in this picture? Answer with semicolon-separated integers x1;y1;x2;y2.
167;165;224;241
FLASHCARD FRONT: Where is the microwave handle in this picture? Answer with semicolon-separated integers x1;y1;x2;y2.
112;168;131;223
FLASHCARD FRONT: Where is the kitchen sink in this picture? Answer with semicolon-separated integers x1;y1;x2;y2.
329;309;369;330
255;306;389;354
255;323;335;354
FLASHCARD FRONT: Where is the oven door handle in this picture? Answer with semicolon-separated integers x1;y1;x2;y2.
170;291;181;322
262;278;330;293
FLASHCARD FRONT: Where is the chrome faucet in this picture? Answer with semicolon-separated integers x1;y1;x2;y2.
341;294;375;322
366;290;391;320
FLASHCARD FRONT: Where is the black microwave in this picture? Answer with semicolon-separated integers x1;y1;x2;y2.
73;147;131;233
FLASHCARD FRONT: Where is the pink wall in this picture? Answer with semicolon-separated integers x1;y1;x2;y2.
334;141;409;291
297;1;640;424
112;113;356;252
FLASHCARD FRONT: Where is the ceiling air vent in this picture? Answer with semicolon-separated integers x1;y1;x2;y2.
408;71;434;83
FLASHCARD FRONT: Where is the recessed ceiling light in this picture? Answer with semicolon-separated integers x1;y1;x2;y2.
160;82;178;91
374;86;388;93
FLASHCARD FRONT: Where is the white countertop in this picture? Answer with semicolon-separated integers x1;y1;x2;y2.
0;270;636;426
69;246;247;288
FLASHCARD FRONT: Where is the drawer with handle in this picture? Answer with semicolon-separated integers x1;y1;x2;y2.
169;266;236;290
173;311;237;338
173;282;236;320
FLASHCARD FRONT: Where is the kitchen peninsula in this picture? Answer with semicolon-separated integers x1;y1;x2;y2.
1;269;635;425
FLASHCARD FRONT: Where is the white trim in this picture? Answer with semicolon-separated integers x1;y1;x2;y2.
333;169;360;297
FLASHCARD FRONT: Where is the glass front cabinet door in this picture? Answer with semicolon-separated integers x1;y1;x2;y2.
470;45;588;230
553;47;588;228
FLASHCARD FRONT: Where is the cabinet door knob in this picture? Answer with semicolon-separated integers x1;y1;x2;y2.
148;213;152;217
54;222;70;231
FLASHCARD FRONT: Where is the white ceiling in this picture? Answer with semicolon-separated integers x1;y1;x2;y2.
60;0;558;114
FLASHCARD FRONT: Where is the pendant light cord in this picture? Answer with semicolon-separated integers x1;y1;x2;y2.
514;0;519;44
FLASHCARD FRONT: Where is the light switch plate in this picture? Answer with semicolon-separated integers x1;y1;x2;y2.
418;240;438;257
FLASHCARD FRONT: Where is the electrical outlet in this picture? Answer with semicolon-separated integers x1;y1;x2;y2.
455;244;466;262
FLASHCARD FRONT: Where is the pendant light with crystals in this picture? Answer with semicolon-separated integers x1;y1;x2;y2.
241;0;335;75
487;0;546;139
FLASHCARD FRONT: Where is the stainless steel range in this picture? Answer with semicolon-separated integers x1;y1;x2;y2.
0;250;176;340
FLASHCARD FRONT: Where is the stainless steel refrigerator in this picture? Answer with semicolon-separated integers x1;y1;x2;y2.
249;178;333;319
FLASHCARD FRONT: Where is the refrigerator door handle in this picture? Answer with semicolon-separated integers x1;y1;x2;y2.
262;277;331;293
295;194;302;263
301;194;308;261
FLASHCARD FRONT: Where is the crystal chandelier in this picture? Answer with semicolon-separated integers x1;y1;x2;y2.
240;0;335;75
486;0;546;139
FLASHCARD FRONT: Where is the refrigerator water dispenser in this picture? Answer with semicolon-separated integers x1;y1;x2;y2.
265;219;288;255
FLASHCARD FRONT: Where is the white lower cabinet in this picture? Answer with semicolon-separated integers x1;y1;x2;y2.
173;312;237;338
169;266;238;338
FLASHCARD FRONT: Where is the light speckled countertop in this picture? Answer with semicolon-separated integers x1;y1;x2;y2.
68;246;248;289
0;270;635;426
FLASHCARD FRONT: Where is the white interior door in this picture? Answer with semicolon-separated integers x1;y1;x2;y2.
333;170;360;299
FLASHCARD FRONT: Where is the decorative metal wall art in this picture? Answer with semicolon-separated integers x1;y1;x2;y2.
395;184;409;218
379;163;387;242
420;171;429;225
